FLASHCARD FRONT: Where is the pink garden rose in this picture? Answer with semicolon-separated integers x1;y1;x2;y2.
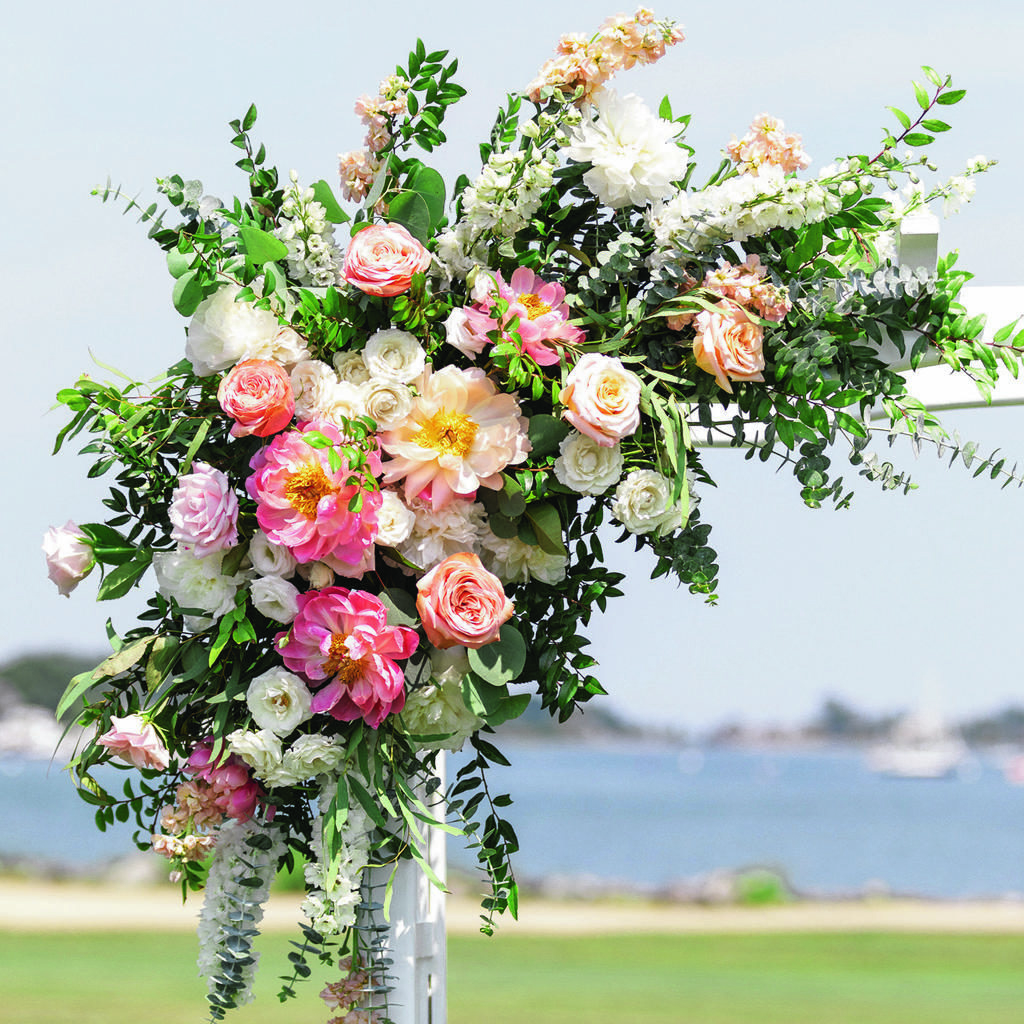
693;301;765;393
97;713;170;771
246;420;382;572
276;586;419;728
218;358;295;438
42;520;94;597
186;742;261;822
342;223;431;297
416;552;514;650
559;353;642;447
169;462;239;558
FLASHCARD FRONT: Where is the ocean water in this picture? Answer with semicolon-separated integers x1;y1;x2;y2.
4;743;1023;898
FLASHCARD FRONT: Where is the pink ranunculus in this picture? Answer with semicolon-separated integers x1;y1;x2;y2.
276;586;419;728
186;742;261;822
416;552;514;650
559;353;642;447
168;462;239;558
218;358;296;438
342;223;431;298
97;713;170;771
246;420;382;572
42;520;94;597
693;301;766;393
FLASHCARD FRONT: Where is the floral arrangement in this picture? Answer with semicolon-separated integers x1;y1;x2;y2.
45;8;1023;1022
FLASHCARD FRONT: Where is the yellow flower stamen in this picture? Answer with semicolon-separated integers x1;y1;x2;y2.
323;633;363;685
518;292;552;320
285;464;336;519
411;409;479;457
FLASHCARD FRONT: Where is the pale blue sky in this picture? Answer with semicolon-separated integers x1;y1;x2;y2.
5;0;1023;729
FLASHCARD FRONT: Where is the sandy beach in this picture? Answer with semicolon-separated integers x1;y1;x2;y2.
2;878;1023;935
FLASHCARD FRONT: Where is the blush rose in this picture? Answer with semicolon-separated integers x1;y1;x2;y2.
693;301;765;393
415;552;514;649
559;353;642;447
342;223;431;297
97;714;170;771
217;358;295;438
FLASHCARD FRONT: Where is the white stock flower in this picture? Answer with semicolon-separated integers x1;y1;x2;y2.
333;350;373;387
250;575;300;624
400;647;482;751
248;529;298;577
565;91;687;209
153;548;246;630
246;667;313;737
282;734;346;780
610;469;683;536
553;431;624;495
185;285;281;377
363;379;414;430
374;490;416;546
479;531;568;585
362;329;426;384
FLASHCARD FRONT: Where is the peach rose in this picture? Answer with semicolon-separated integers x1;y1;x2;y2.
342;223;431;297
218;358;295;438
97;714;170;771
416;552;514;649
559;353;642;447
693;301;765;393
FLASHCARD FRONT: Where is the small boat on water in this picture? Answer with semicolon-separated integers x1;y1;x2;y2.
866;709;969;779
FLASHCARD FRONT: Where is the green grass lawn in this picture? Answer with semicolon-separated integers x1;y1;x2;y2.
3;930;1024;1023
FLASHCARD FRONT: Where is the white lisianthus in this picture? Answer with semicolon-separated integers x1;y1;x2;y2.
185;285;282;377
248;530;297;578
400;647;483;752
610;469;683;536
299;561;335;589
553;431;624;495
374;490;416;546
333;350;373;387
363;379;414;430
282;734;346;780
246;668;313;736
565;91;687;209
153;548;246;630
227;728;285;781
362;329;426;384
291;359;341;420
250;575;301;625
479;531;568;586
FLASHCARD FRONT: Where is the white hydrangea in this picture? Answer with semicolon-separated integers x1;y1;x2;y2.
394;496;486;571
610;469;691;536
362;329;425;384
400;647;483;752
374;490;416;547
245;668;312;736
564;91;687;209
553;431;624;495
185;285;282;377
248;529;297;578
479;531;568;585
153;548;246;631
250;574;300;624
363;379;415;430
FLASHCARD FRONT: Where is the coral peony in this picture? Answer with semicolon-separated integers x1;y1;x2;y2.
415;552;514;649
342;223;431;297
218;358;295;438
97;713;170;771
276;587;418;728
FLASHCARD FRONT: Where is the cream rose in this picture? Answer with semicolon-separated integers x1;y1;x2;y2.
610;469;681;536
374;490;416;547
245;667;313;735
560;353;642;447
553;431;624;495
250;575;300;624
363;379;414;431
362;329;426;384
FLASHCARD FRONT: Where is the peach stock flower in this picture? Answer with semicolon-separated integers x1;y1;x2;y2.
342;223;431;297
693;302;765;393
416;552;514;649
218;358;295;438
559;353;642;447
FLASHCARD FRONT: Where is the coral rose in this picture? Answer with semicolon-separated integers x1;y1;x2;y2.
218;358;295;438
97;714;170;771
342;223;431;297
559;353;642;447
693;301;765;393
416;552;514;650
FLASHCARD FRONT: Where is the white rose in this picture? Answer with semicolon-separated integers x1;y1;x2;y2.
250;575;300;624
153;548;245;631
553;431;624;495
400;649;482;752
320;380;367;426
479;531;568;585
291;360;341;420
245;667;313;735
333;350;372;387
282;734;346;780
227;728;284;780
363;379;413;430
270;326;310;368
248;530;297;577
185;284;281;377
394;496;486;571
610;469;681;536
362;329;425;384
374;490;416;546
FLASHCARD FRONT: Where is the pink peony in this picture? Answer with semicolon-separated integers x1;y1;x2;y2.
457;267;586;367
218;358;296;438
97;713;170;771
342;223;431;297
559;353;642;447
246;420;382;572
169;462;239;558
416;552;514;650
693;301;766;393
276;587;418;728
42;520;94;597
379;365;531;510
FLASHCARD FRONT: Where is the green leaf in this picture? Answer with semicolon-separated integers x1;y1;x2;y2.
242;104;258;131
79;523;134;565
166;249;193;279
146;635;180;693
522;502;566;556
180;419;210;475
526;414;570;458
172;271;205;317
405;164;446;232
310;180;350;224
56;670;102;721
460;674;509;717
936;89;966;105
920;119;952;132
387;190;431;243
482;692;531;728
886;106;911;130
97;555;152;600
913;80;930;109
466;625;527;686
903;132;935;147
238;225;289;266
379;586;419;628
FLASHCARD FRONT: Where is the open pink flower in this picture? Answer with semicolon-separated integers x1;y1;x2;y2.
218;358;295;438
169;462;239;558
276;587;418;728
416;552;514;649
379;365;531;510
342;223;431;297
458;267;585;367
97;714;170;771
246;420;382;573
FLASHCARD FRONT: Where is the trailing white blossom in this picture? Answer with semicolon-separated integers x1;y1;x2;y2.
274;171;343;287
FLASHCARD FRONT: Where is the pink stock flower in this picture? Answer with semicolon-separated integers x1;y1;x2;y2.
416;552;514;650
342;223;431;297
458;267;585;367
693;301;766;393
218;358;295;438
42;520;94;597
379;365;531;510
97;714;170;771
169;462;239;558
246;420;382;572
560;353;642;447
276;586;418;728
